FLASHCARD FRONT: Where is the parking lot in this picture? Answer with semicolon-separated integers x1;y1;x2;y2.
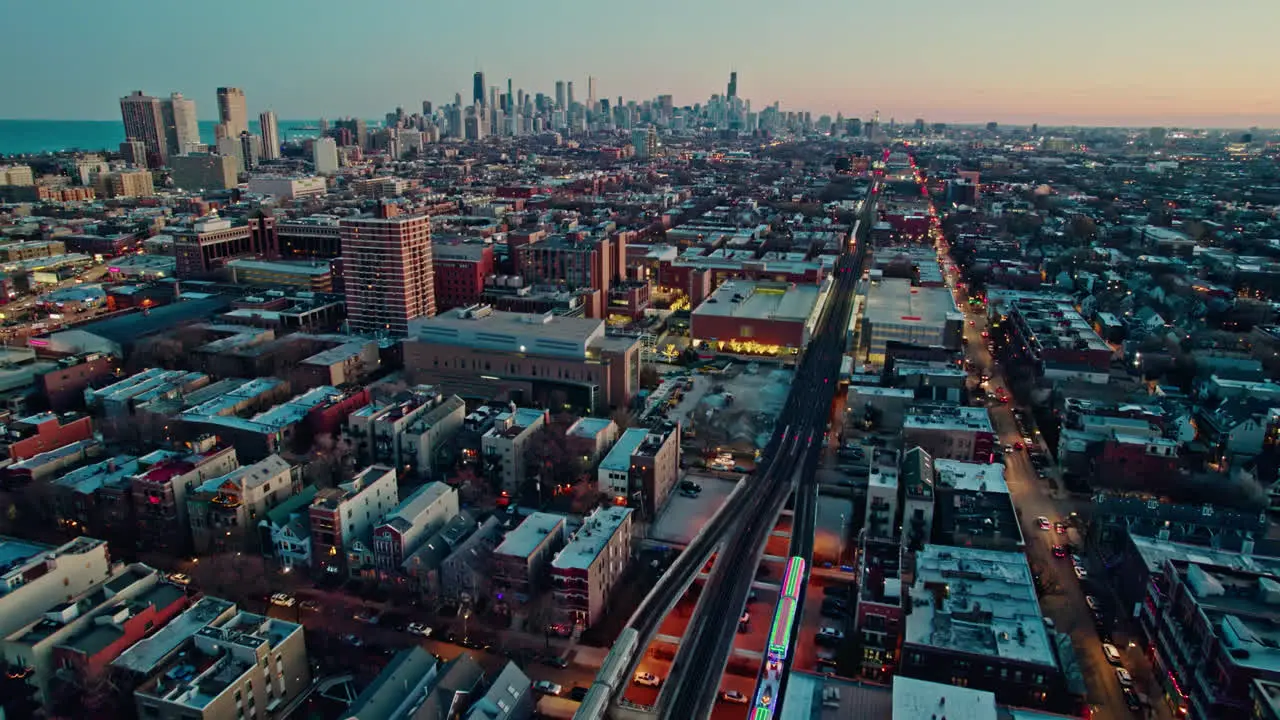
648;473;740;546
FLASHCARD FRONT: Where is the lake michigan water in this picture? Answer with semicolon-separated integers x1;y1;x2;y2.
0;119;320;156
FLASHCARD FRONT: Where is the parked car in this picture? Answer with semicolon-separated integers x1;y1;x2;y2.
720;690;749;705
1074;566;1089;581
1036;516;1051;531
406;622;432;637
270;593;296;608
167;573;191;586
1102;643;1123;665
534;681;562;696
541;655;569;668
353;608;380;624
1115;667;1133;687
634;672;661;687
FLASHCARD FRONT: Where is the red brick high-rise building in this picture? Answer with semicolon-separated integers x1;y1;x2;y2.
341;204;436;337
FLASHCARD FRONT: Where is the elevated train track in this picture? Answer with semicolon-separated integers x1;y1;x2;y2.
576;177;878;720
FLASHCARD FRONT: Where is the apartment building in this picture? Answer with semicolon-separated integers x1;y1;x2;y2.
439;516;505;604
597;422;681;516
2;564;183;705
131;441;240;553
310;465;399;576
900;545;1067;711
551;506;633;630
492;512;567;610
346;386;466;477
371;482;459;572
2;411;94;461
481;407;549;493
0;537;115;639
341;205;436;337
132;611;310;720
433;241;495;311
565;417;619;463
903;404;996;463
1150;558;1280;719
187;454;299;554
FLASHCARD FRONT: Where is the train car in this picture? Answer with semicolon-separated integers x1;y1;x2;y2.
597;627;638;691
766;596;798;662
572;685;613;720
780;556;806;601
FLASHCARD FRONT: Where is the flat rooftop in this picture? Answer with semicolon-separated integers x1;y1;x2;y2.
692;278;831;323
568;417;614;440
905;545;1057;669
891;675;998;720
410;306;605;360
599;428;648;473
1130;535;1280;577
552;506;631;572
0;537;49;576
111;596;236;675
494;512;565;559
904;404;993;433
864;277;956;327
1175;562;1280;673
933;460;1008;494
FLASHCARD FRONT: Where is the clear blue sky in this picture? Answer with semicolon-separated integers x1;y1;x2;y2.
4;0;1277;127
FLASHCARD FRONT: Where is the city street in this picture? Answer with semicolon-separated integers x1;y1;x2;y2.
960;298;1169;720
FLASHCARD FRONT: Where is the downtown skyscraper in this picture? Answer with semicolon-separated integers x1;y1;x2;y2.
473;71;486;106
216;87;248;138
259;110;280;160
160;92;200;156
119;90;168;167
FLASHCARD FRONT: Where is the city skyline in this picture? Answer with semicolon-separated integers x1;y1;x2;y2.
2;0;1277;127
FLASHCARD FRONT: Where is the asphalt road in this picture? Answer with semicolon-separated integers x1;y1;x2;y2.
957;282;1169;720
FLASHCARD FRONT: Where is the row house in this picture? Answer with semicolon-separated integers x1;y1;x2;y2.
187;454;299;554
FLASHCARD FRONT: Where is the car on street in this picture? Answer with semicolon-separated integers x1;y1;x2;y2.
1074;565;1089;580
1014;441;1025;451
406;622;432;637
342;634;363;647
1054;522;1067;534
534;681;563;695
1123;688;1142;711
1036;516;1051;530
270;593;296;608
1085;596;1101;612
720;690;749;704
816;627;845;646
1115;667;1133;687
1052;545;1067;558
542;655;569;668
1004;444;1014;454
299;600;320;611
1102;643;1123;665
634;672;661;687
353;608;380;624
167;573;191;586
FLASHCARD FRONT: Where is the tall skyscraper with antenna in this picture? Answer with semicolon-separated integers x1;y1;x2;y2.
473;71;486;106
727;71;738;99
